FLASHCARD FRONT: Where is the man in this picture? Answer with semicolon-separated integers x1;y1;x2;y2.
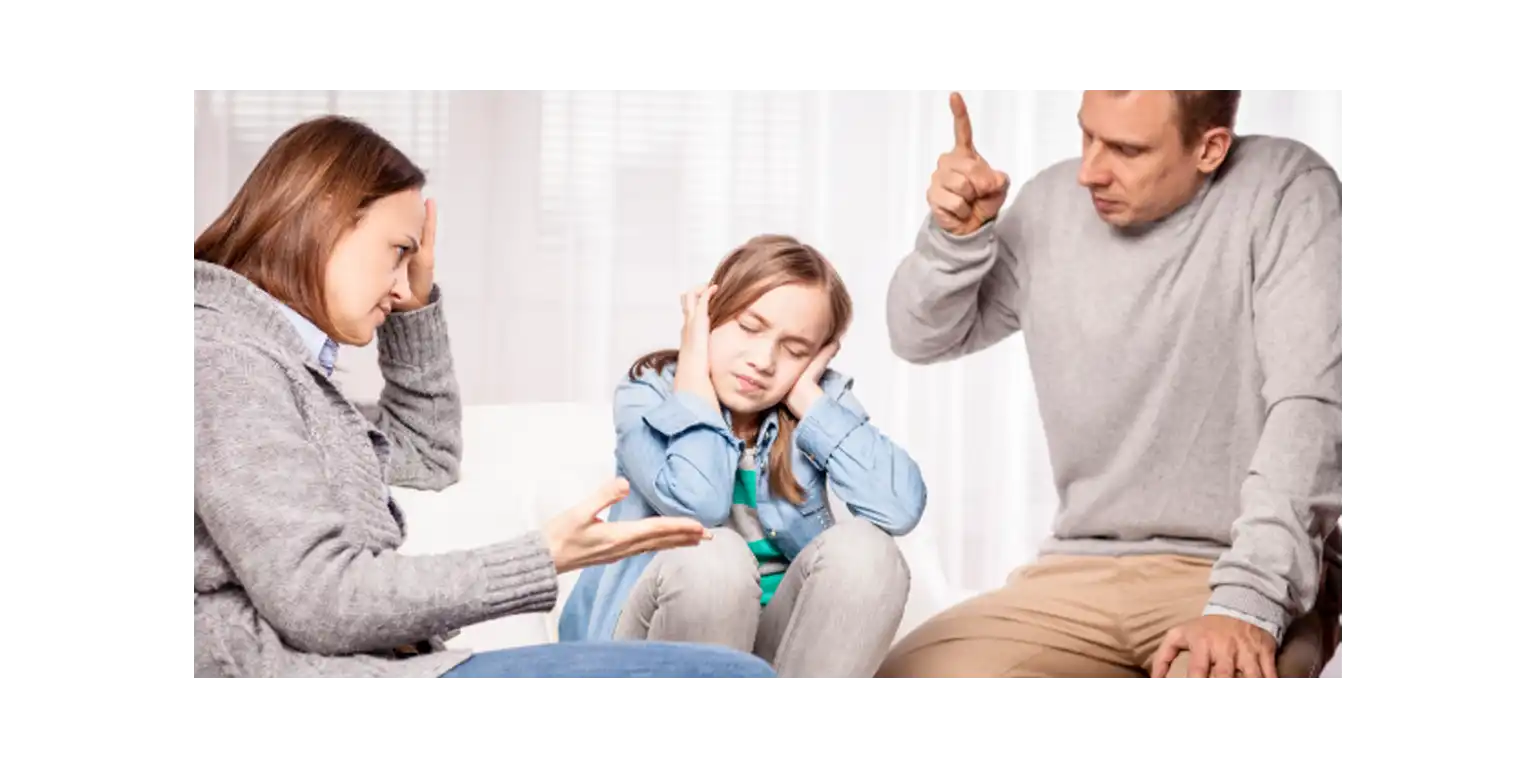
877;91;1341;678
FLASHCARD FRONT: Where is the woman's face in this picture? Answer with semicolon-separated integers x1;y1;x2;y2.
323;189;424;345
708;282;833;416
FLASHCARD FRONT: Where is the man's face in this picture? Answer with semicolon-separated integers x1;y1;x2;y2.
1076;90;1226;228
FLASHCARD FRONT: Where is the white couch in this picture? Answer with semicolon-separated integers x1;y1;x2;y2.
392;403;958;654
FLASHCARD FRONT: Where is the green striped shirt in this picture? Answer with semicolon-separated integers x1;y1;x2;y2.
728;446;788;605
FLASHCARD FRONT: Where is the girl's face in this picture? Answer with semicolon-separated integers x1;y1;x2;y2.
708;282;833;417
322;189;423;345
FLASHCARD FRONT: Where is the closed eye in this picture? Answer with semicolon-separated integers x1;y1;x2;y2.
1082;125;1147;158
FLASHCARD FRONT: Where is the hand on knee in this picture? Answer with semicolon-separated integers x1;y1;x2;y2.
1151;616;1278;678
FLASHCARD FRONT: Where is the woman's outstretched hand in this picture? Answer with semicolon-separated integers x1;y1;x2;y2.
541;477;711;573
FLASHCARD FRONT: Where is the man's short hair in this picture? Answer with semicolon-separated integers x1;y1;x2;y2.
1172;90;1241;146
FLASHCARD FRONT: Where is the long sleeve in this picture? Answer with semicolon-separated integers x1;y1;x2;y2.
885;202;1027;365
613;373;740;528
1206;167;1343;637
793;382;926;536
363;284;463;491
195;338;556;656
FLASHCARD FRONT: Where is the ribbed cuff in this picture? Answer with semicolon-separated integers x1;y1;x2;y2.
1204;604;1283;643
378;284;450;367
923;214;997;266
478;531;559;616
1207;585;1291;639
794;394;867;470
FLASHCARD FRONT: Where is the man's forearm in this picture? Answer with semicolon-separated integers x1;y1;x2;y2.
1210;164;1343;640
1207;397;1341;638
886;215;1022;365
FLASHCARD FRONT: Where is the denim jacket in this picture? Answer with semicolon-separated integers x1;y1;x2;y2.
558;361;927;642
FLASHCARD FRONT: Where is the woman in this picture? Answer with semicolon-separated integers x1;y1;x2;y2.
557;235;927;677
193;115;772;678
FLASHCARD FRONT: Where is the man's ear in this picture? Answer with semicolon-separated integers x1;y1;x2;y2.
1195;127;1233;174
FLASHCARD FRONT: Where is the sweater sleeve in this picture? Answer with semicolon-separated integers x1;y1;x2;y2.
1205;167;1344;638
885;184;1031;365
195;338;556;656
364;284;464;491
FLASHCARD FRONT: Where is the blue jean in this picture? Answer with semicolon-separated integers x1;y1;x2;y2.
439;640;775;678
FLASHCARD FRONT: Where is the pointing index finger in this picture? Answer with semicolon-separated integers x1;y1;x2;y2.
950;92;974;154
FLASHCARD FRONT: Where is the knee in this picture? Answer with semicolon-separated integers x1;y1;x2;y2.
654;527;760;615
805;518;911;601
876;627;992;678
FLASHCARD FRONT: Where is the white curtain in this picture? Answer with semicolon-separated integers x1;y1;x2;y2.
193;90;1343;607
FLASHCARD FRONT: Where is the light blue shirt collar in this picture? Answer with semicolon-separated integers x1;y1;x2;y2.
274;300;339;377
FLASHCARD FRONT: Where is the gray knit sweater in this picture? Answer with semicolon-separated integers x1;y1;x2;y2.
194;260;558;677
886;135;1342;638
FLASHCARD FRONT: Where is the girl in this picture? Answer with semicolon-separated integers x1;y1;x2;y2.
194;115;771;678
559;235;927;677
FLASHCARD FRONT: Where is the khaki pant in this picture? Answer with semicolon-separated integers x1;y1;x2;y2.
877;553;1341;678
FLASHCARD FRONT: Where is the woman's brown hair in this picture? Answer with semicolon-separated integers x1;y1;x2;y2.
630;234;853;505
194;115;425;341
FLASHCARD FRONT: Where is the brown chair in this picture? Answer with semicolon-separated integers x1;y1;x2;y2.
1312;526;1344;675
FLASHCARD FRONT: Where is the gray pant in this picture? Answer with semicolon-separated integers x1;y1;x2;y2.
615;518;910;677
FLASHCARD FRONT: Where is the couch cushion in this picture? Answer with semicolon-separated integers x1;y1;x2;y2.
393;403;617;651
